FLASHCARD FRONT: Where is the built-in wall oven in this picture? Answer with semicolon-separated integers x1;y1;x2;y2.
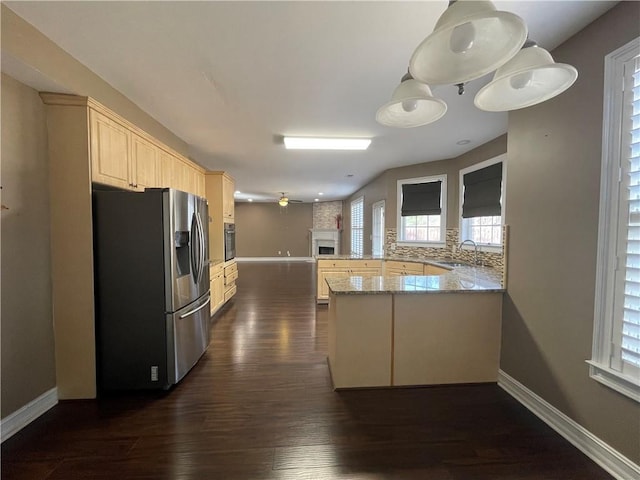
224;222;236;261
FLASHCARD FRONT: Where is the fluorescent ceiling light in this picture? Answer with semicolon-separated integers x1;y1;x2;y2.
284;137;371;150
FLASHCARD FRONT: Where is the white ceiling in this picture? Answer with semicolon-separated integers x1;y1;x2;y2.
4;1;616;203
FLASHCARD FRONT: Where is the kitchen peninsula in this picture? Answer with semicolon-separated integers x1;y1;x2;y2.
324;258;505;389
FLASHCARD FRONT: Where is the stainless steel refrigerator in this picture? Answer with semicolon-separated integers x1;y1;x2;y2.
93;188;210;390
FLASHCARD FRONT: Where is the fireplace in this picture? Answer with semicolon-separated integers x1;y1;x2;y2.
310;229;340;257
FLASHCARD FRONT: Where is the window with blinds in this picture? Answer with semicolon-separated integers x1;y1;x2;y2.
459;155;506;249
615;54;640;374
590;37;640;403
397;175;447;245
351;197;364;256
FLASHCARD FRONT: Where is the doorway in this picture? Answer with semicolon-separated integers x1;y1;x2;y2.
372;200;385;256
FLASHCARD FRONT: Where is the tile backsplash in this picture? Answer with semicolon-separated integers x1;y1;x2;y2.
384;227;506;273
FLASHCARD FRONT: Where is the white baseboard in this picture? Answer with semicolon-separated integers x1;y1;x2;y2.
235;257;312;262
1;387;58;443
498;370;639;480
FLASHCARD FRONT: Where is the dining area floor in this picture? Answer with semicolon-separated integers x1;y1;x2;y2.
1;261;612;479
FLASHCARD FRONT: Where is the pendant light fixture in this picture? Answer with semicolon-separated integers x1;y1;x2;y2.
409;0;528;86
474;41;578;112
376;0;578;128
278;196;289;207
376;72;447;128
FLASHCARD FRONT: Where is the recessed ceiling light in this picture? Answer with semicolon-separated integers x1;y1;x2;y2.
456;139;471;145
346;174;354;177
314;198;319;202
318;192;324;195
283;137;371;150
247;198;253;202
234;190;241;194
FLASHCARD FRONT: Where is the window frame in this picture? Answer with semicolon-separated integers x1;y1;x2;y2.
371;200;385;257
396;174;447;248
588;36;640;403
458;154;507;254
350;196;364;256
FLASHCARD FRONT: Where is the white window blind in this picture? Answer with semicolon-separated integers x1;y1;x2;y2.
590;37;640;403
615;55;640;373
351;197;364;256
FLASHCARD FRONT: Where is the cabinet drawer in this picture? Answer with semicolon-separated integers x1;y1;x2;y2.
224;284;237;302
385;260;423;275
225;269;239;285
318;259;351;268
224;262;238;276
349;260;382;269
210;263;224;280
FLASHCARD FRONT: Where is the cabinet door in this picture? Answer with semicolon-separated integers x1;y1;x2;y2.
213;273;225;310
158;151;175;188
131;134;158;191
90;111;131;189
196;172;206;198
174;160;190;193
222;175;235;220
318;268;349;300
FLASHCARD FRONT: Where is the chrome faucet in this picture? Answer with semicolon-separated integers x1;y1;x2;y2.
459;239;479;265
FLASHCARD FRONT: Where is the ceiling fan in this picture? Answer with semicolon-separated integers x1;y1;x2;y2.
278;192;303;207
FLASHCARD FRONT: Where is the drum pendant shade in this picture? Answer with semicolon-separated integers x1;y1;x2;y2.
409;0;528;85
376;79;447;128
474;45;578;112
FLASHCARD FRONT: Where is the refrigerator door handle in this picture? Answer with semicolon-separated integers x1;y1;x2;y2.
178;296;211;319
190;212;199;284
200;212;206;281
196;211;205;284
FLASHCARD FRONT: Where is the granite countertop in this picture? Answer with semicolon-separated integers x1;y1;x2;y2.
322;255;504;295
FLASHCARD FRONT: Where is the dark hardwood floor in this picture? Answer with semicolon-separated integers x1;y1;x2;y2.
2;262;612;479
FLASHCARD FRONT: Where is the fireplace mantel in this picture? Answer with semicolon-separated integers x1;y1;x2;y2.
310;229;341;257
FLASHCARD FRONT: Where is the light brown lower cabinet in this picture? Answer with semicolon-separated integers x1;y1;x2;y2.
209;263;225;315
224;260;238;302
316;259;382;302
327;291;502;389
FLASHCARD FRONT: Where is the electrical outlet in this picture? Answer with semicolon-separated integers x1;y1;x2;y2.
151;366;158;381
278;250;281;255
287;250;290;256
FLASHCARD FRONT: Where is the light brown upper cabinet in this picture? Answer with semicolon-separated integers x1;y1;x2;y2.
130;133;158;191
90;110;132;189
86;99;202;195
222;174;235;221
205;171;235;262
158;150;175;189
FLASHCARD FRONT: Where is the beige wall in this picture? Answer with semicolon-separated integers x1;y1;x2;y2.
345;136;507;255
235;203;313;257
1;4;190;158
502;1;640;462
1;73;57;417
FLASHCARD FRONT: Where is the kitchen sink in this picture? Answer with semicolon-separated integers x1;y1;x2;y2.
437;261;471;267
